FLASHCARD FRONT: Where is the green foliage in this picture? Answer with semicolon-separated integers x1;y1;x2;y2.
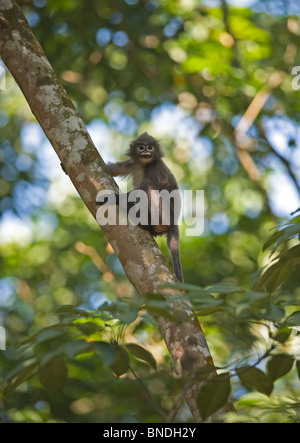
39;356;68;394
125;343;157;371
236;366;273;397
266;354;295;382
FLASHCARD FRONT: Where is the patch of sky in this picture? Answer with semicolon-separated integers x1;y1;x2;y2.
113;31;129;47
96;28;113;47
209;212;230;235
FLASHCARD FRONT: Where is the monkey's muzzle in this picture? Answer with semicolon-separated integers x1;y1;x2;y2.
140;153;153;163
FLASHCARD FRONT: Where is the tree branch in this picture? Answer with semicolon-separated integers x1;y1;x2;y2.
220;0;239;67
0;0;235;422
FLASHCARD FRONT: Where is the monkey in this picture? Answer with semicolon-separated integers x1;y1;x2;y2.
97;132;183;283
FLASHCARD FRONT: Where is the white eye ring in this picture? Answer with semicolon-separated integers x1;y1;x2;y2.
146;145;153;151
138;145;145;151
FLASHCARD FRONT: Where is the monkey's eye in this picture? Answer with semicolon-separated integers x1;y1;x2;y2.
146;145;153;151
138;145;145;152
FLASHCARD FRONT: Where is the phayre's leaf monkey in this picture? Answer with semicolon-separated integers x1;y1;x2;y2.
97;132;183;282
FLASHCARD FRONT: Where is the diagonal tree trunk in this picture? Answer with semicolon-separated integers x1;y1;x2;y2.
0;0;235;422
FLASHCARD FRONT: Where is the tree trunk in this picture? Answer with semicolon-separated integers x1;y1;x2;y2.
0;0;235;422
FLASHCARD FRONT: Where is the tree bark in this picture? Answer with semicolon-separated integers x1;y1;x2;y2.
0;0;235;422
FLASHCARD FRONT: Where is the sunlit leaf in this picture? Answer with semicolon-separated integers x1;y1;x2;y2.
285;311;300;327
55;305;90;317
262;304;285;322
94;341;117;366
255;262;292;294
64;340;93;358
272;327;292;344
263;224;300;251
296;361;300;381
125;343;157;370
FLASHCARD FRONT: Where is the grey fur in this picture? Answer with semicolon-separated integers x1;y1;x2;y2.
105;133;183;282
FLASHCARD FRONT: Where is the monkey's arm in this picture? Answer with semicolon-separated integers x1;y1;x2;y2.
108;160;134;177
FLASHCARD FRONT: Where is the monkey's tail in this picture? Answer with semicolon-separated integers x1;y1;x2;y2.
167;226;183;283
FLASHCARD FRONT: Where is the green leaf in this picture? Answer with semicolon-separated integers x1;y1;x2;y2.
35;327;66;344
285;311;300;327
267;264;292;294
197;372;231;420
125;343;157;370
206;284;244;294
64;340;93;358
236;366;273;396
143;305;179;323
75;321;99;335
255;262;292;294
55;305;89;317
262;304;285;322
266;354;294;381
192;365;218;382
263;229;286;251
4;361;39;399
109;344;130;377
195;306;224;316
158;282;207;292
94;341;117;366
99;302;138;324
263;224;300;251
39;356;68;394
40;349;64;367
188;291;223;309
272;327;292;344
182;56;208;74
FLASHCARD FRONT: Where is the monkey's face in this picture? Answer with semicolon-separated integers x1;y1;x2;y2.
137;144;155;164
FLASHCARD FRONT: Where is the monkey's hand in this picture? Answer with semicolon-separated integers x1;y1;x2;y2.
107;160;133;177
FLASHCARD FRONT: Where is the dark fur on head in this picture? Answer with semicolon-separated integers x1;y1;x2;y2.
128;132;163;163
